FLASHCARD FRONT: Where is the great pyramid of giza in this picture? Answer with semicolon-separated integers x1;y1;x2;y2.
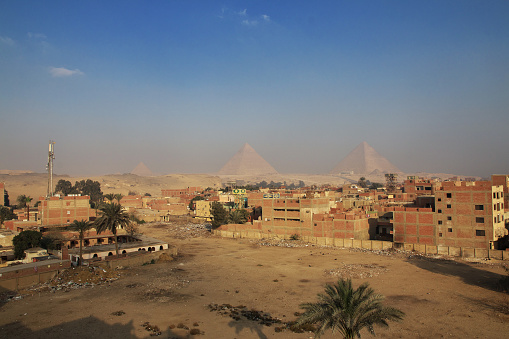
217;143;279;176
330;141;401;175
131;162;155;177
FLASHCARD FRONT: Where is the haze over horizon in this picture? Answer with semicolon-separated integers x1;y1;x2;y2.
1;1;508;178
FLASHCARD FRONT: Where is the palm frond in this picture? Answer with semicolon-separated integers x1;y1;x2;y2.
297;278;404;339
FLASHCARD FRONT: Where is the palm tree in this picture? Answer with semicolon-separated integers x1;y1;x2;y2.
104;193;115;203
16;195;33;221
114;193;124;204
296;279;404;339
68;219;92;266
94;202;130;257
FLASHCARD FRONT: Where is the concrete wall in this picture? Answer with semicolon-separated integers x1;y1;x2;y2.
213;229;509;261
95;248;178;269
0;260;71;291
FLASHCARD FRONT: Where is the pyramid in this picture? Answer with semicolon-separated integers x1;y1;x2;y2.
217;143;279;175
131;162;154;176
330;142;400;175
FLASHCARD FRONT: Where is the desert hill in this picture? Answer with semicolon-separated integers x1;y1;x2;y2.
0;173;222;202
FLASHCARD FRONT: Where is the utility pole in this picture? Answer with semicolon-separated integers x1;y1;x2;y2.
47;140;55;197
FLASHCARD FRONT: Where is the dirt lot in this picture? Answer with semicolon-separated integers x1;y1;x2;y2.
0;222;508;338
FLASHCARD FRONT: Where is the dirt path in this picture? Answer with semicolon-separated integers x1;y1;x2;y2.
0;223;507;338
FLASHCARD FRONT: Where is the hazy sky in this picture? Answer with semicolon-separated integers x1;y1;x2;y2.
1;1;508;177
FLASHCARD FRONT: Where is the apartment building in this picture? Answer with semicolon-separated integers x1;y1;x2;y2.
261;197;331;236
435;181;505;249
38;195;96;226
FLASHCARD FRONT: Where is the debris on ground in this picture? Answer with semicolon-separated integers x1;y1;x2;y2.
207;303;315;334
146;222;211;239
111;310;125;316
325;263;388;279
141;322;161;336
21;266;121;294
208;303;282;327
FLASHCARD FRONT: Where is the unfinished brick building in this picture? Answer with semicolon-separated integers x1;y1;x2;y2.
261;197;331;237
435;181;505;249
394;180;507;250
38;195;97;226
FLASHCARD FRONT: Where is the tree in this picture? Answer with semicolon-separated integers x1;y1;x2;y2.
114;193;124;203
13;230;42;259
16;195;33;221
358;177;368;189
104;193;116;202
55;179;103;207
94;203;130;257
0;206;16;225
296;279;404;339
210;202;228;229
125;221;140;237
189;196;205;211
369;182;384;190
68;220;93;266
55;179;76;196
228;209;250;224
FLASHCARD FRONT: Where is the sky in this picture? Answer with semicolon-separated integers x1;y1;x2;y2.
0;1;508;178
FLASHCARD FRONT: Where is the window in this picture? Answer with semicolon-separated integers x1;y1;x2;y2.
475;205;484;211
438;220;443;225
448;228;452;232
447;204;451;209
447;216;452;220
475;230;485;236
437;198;442;202
439;232;443;237
494;205;496;211
476;217;484;223
493;193;496;199
447;193;452;198
438;209;442;213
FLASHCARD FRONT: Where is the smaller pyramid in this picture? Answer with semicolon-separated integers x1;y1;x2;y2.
218;143;279;176
330;141;400;175
131;162;154;177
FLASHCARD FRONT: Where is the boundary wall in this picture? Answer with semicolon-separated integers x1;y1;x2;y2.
0;260;71;291
213;228;509;261
0;248;179;291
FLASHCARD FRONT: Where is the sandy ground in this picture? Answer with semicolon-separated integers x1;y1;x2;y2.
0;222;508;339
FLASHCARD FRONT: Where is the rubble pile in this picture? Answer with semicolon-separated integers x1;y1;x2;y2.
326;263;388;279
149;222;211;239
25;266;121;293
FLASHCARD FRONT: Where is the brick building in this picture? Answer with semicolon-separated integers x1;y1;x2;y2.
393;179;508;250
38;195;96;226
161;187;201;197
393;207;436;245
491;174;509;221
313;212;370;240
435;181;505;249
261;197;331;236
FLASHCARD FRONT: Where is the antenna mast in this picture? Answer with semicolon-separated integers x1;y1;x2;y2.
47;140;55;197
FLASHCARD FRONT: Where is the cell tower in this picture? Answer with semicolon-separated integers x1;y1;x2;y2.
47;140;55;197
385;173;398;193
